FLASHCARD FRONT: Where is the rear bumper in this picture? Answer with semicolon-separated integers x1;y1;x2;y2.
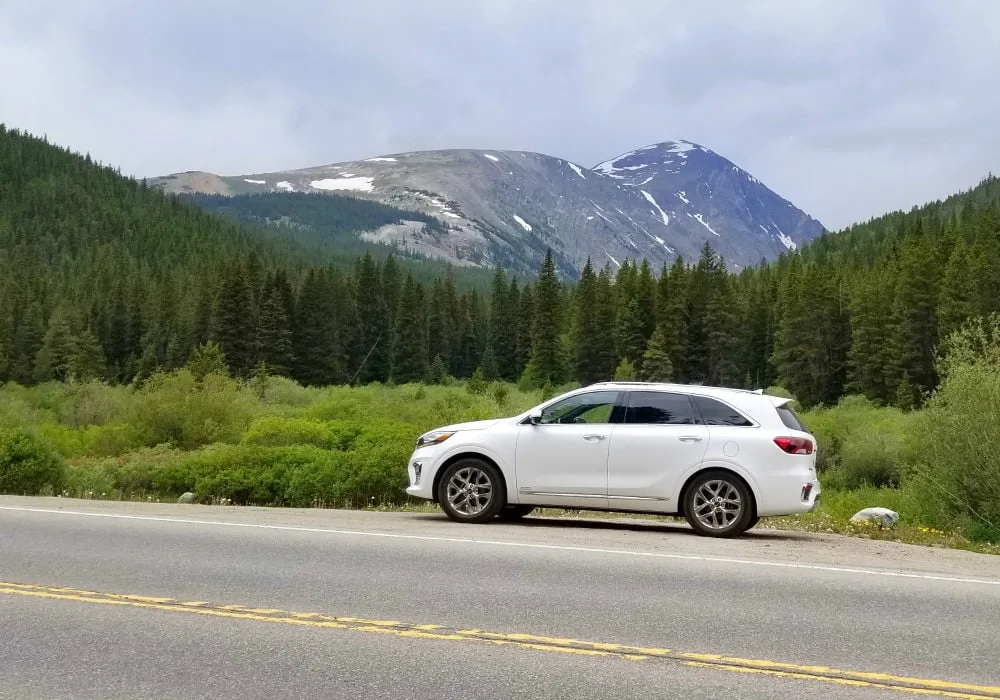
756;476;821;517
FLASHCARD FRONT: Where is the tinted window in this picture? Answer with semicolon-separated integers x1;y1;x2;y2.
776;405;806;431
624;391;699;425
540;391;620;425
693;396;754;427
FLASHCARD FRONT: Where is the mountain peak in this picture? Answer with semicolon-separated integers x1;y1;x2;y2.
150;139;825;276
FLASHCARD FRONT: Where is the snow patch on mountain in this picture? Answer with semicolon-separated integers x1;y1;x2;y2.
628;175;655;187
676;191;690;204
692;213;721;237
665;141;697;155
513;214;532;232
244;178;266;184
310;176;375;192
366;157;397;162
276;181;294;191
568;162;587;180
483;153;500;162
641;190;670;227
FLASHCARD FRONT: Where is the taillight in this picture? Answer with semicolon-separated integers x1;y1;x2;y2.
773;436;813;455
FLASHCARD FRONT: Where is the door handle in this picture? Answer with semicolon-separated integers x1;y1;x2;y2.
583;434;607;441
678;435;703;443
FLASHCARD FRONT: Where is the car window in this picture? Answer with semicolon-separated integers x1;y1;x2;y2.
692;396;754;427
624;391;699;425
776;405;806;431
539;391;620;425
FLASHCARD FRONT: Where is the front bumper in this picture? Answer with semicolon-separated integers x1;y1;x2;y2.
405;451;437;501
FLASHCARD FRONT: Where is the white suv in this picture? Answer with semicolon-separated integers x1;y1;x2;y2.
405;382;820;538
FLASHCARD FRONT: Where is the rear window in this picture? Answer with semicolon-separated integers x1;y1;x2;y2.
776;405;806;432
692;396;754;427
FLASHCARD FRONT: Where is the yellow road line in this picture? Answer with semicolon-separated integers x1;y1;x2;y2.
2;581;998;698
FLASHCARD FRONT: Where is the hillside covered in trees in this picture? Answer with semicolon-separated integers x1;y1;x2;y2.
1;125;999;413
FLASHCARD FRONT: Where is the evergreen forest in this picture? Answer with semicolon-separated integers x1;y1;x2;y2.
2;124;999;411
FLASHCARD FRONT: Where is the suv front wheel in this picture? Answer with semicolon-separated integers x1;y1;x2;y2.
437;458;505;524
683;470;754;538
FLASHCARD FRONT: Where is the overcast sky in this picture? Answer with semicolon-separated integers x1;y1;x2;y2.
2;0;998;230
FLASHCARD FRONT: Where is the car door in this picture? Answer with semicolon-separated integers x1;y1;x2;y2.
514;389;622;509
606;390;709;513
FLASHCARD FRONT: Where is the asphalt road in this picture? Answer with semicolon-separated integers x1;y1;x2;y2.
2;496;999;700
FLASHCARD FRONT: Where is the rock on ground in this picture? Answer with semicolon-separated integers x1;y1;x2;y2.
850;507;900;526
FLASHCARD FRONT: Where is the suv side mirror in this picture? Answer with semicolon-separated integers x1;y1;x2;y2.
527;409;542;425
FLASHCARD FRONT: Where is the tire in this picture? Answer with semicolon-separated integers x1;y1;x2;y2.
497;505;535;520
437;458;505;524
682;470;755;538
746;515;761;530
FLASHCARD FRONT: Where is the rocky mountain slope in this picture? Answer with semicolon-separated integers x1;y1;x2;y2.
150;141;826;277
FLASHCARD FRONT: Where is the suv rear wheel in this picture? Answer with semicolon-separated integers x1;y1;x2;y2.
683;470;754;538
437;458;505;524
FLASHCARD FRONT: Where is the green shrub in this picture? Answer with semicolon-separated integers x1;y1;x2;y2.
0;428;66;495
58;381;128;428
466;369;489;395
799;395;914;476
904;361;1000;541
64;463;117;498
130;370;260;450
492;382;510;407
242;416;349;450
840;426;902;488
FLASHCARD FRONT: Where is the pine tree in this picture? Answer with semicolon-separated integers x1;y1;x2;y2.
213;264;256;378
391;275;428;384
502;279;521;381
187;341;227;380
635;259;657;341
772;262;849;406
614;357;637;381
477;345;499;382
34;311;75;382
382;254;402;359
514;284;534;379
571;259;605;384
523;250;565;386
641;323;674;382
255;280;294;377
292;269;340;386
890;236;939;403
594;265;619;380
488;269;517;382
684;244;723;382
615;298;646;370
428;354;448;384
846;270;896;403
352;253;391;383
69;328;106;381
656;257;688;378
937;236;976;340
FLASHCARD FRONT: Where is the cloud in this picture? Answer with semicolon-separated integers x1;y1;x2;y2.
1;0;998;229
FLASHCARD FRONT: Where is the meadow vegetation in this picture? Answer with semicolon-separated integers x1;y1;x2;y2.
1;314;999;552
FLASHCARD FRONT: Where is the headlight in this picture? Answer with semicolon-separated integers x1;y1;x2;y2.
415;430;455;448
